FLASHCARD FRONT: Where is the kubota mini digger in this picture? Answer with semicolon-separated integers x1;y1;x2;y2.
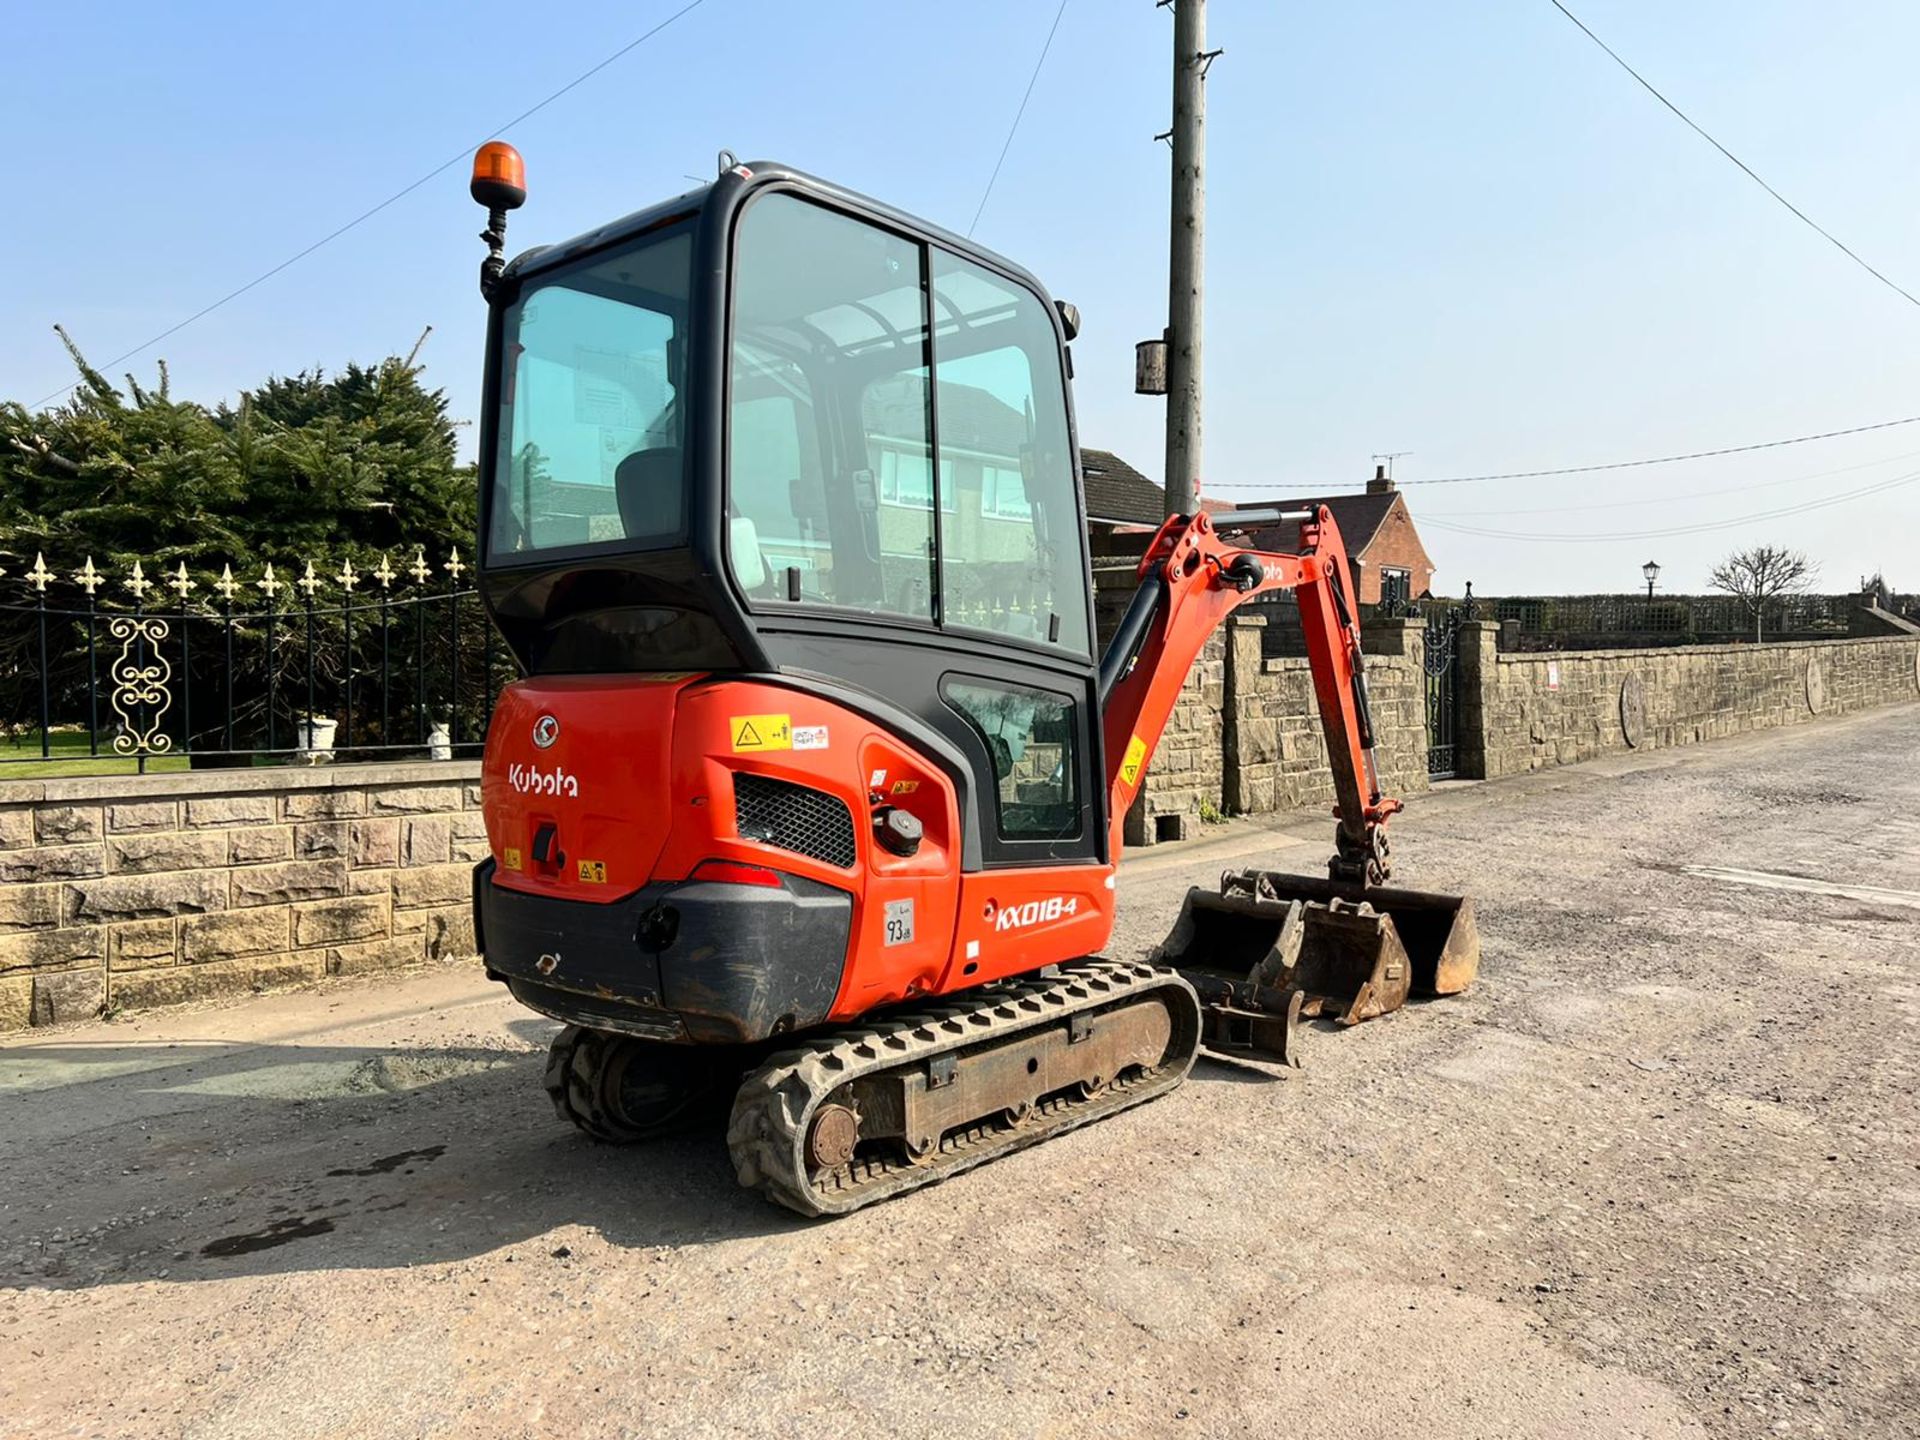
465;144;1478;1216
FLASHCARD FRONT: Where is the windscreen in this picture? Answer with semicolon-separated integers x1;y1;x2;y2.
488;227;692;558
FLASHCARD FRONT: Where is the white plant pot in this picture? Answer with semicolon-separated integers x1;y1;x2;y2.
298;716;338;764
427;722;452;762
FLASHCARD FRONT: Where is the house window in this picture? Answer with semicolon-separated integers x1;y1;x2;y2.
1380;567;1411;609
980;463;1032;521
875;446;957;513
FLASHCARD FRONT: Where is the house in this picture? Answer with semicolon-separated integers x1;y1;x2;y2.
1229;464;1438;607
1081;448;1168;528
1078;454;1438;608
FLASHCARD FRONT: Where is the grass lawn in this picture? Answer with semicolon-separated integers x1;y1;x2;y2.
0;730;193;780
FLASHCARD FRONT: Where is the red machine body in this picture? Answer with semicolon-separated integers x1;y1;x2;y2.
483;675;1112;1022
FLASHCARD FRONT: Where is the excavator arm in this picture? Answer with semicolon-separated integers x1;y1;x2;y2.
1098;505;1402;886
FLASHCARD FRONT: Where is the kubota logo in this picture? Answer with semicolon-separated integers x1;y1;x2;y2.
531;714;560;749
994;896;1078;932
508;763;579;798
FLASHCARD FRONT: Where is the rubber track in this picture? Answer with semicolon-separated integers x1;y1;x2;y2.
726;957;1201;1217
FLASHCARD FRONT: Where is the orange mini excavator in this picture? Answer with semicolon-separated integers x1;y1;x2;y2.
465;145;1477;1216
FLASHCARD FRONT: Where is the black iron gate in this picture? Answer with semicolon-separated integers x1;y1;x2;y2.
1422;607;1463;780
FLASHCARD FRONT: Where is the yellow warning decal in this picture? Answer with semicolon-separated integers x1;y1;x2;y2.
1119;735;1147;788
889;779;920;795
502;846;523;871
576;859;607;884
730;713;792;752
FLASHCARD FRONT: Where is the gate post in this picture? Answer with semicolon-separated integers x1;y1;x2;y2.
1454;620;1499;780
1222;614;1266;815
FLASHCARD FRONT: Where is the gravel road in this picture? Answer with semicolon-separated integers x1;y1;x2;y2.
3;704;1917;1439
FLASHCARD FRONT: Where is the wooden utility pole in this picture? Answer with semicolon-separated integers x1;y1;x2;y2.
1163;0;1208;516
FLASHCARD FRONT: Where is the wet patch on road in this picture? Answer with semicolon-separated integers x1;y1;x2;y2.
201;1215;337;1258
326;1145;447;1178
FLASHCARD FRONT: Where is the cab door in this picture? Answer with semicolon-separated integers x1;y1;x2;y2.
722;187;1106;872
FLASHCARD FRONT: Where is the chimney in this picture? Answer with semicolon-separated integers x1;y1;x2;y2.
1367;462;1395;494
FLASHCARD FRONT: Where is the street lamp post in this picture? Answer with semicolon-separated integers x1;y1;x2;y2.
1642;560;1661;599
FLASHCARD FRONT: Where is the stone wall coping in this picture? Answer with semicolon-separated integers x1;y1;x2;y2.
1494;634;1917;666
0;759;482;806
1260;653;1411;676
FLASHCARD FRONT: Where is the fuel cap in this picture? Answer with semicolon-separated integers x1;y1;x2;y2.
874;806;923;858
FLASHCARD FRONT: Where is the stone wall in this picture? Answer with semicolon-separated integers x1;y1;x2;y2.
0;762;483;1032
1459;624;1920;779
1223;616;1429;816
1123;628;1226;845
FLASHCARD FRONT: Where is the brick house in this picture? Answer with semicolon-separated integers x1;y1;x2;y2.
1227;465;1438;607
1083;454;1439;609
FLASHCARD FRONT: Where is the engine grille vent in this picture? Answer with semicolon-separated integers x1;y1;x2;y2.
733;773;858;869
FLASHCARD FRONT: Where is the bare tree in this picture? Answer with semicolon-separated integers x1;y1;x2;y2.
1708;545;1817;642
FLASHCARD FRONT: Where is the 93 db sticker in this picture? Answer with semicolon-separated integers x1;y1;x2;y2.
883;899;915;947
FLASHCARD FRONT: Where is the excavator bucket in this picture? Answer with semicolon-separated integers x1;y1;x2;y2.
1149;867;1479;1062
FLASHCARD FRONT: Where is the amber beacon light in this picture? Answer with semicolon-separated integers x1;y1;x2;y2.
472;141;527;299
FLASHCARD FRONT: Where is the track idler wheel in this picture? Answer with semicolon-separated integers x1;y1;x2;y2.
805;1103;859;1171
543;1025;729;1144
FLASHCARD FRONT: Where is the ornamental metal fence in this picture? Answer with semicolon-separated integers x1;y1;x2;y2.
0;549;510;772
1463;591;1915;651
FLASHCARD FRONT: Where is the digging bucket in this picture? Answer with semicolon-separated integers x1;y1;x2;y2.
1149;868;1479;1050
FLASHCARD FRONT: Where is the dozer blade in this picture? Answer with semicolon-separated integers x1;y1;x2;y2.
1148;867;1479;1050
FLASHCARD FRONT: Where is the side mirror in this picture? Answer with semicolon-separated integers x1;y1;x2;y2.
1054;300;1081;342
730;516;767;591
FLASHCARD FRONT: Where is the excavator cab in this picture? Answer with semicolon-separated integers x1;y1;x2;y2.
473;160;1124;1044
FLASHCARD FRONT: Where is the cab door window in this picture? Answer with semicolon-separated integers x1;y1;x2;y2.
728;194;934;621
945;680;1081;841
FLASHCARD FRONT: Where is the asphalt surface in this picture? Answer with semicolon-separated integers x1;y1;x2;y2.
3;704;1917;1439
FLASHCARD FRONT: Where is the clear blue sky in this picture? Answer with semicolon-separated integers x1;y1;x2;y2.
7;1;1918;594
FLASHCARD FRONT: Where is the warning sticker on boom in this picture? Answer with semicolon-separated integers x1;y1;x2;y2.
730;714;792;752
1119;735;1147;787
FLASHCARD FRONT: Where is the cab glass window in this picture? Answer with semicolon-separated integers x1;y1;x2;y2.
931;251;1090;656
728;195;934;620
945;680;1080;840
725;193;1090;653
489;229;691;557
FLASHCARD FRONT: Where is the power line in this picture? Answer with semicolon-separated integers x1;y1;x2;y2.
968;0;1071;238
1201;411;1920;492
1403;413;1920;485
32;0;713;409
1425;447;1920;517
1422;467;1920;543
1549;0;1920;311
